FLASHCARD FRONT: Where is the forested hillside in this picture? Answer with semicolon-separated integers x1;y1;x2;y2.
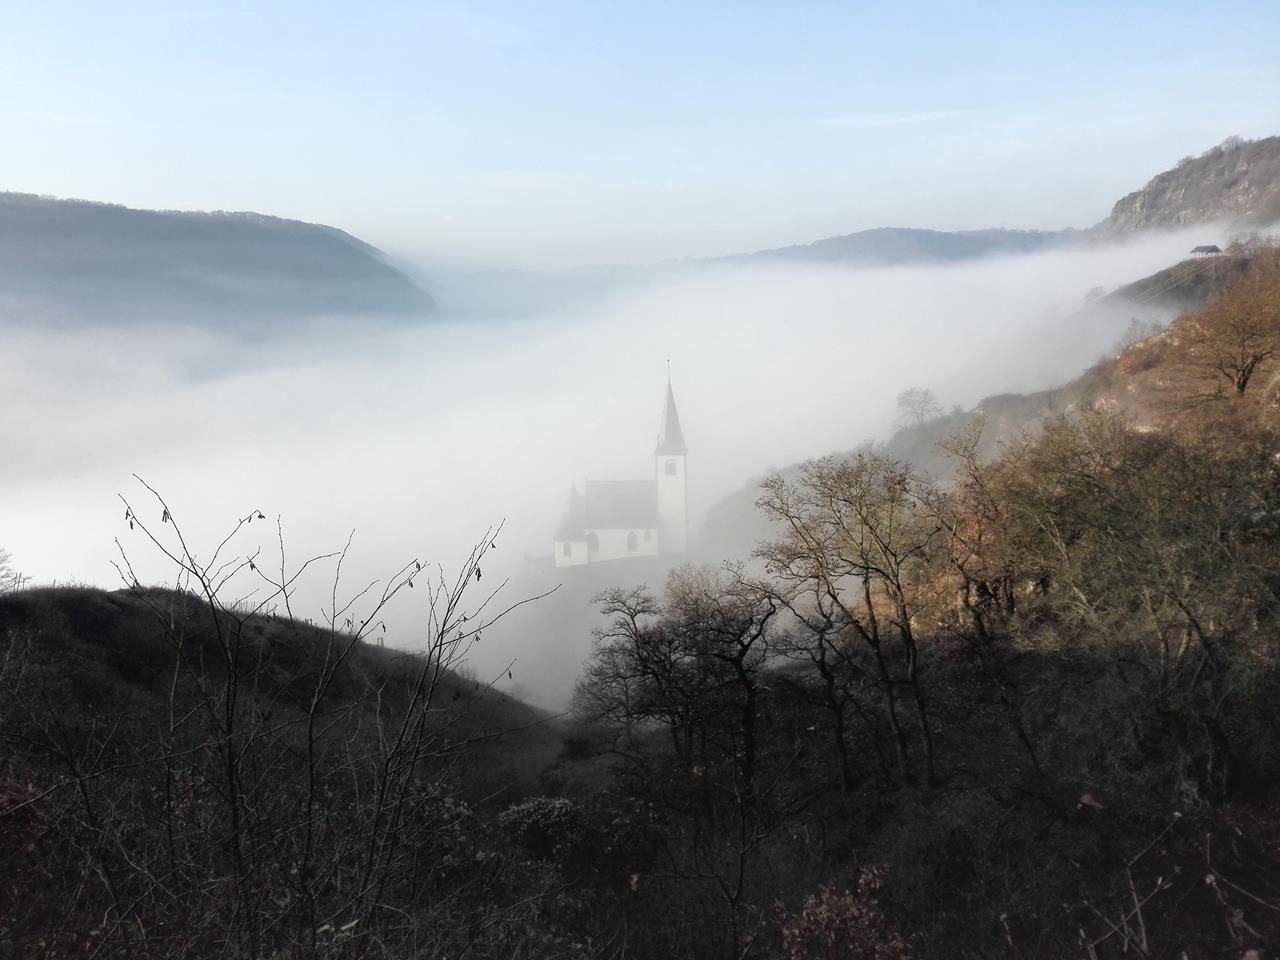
561;244;1280;956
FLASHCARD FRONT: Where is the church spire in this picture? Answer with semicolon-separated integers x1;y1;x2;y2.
655;369;688;456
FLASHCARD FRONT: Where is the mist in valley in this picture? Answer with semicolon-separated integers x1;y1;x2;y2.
0;226;1219;705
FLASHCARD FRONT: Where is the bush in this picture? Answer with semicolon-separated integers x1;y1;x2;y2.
776;869;911;960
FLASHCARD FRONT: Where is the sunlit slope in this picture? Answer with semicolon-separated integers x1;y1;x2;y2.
697;252;1253;565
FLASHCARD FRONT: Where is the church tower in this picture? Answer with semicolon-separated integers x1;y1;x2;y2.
654;373;688;555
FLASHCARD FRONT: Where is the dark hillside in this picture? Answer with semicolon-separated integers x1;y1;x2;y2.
0;584;558;789
0;583;564;958
0;192;433;325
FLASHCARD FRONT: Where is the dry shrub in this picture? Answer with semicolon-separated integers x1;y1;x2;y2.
776;868;910;960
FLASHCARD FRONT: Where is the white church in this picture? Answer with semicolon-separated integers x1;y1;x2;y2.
553;377;688;567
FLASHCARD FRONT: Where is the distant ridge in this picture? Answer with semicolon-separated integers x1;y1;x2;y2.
742;226;1082;265
0;192;433;324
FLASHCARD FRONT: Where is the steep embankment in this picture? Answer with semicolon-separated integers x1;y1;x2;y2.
0;192;433;324
1098;135;1280;236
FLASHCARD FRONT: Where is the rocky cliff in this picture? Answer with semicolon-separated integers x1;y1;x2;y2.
1098;135;1280;236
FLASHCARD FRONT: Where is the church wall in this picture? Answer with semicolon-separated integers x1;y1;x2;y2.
587;527;660;563
553;540;591;568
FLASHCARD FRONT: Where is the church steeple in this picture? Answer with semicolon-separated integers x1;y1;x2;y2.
655;372;688;456
654;368;688;554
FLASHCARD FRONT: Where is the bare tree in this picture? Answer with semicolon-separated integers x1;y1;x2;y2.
1114;316;1162;353
574;567;797;956
895;387;943;429
757;454;941;787
1181;250;1280;397
577;568;777;801
0;548;23;593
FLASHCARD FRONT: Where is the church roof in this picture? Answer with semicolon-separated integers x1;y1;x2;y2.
554;481;659;539
584;481;658;530
655;378;688;456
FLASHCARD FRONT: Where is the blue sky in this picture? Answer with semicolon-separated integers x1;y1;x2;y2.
1;0;1277;267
